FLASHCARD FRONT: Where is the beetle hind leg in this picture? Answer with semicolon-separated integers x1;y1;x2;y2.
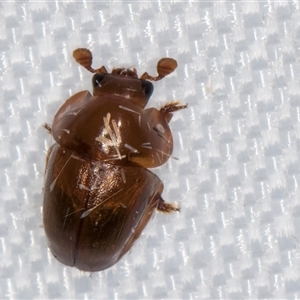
43;123;52;134
157;196;180;213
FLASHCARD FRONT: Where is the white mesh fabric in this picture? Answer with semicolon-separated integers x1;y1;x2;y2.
1;1;300;299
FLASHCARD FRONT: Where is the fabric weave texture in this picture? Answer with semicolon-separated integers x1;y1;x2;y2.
1;1;300;299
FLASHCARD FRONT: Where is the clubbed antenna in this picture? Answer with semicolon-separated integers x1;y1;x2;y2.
73;48;177;81
73;48;107;74
140;58;177;81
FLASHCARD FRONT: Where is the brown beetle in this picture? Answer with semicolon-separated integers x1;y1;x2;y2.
43;48;187;272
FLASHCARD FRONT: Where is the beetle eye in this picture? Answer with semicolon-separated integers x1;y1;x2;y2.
92;74;106;88
141;80;154;99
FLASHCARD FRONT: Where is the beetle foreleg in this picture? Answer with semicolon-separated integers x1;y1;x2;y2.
160;102;188;114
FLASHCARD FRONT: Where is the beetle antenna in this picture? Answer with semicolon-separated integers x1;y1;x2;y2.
140;58;177;81
73;48;108;74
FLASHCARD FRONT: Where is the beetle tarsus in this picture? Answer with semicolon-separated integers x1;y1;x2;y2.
43;123;52;134
160;102;188;114
157;196;180;213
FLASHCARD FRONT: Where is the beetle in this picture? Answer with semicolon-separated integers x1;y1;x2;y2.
43;48;187;272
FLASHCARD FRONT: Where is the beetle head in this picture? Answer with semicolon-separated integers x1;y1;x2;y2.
73;48;177;108
91;71;154;108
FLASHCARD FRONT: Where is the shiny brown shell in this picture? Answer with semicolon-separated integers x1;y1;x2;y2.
43;48;187;272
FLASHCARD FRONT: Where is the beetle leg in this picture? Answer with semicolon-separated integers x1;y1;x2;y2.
160;101;188;114
157;195;180;213
159;102;188;123
43;123;52;134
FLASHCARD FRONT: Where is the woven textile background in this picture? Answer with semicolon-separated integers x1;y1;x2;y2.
1;1;300;299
